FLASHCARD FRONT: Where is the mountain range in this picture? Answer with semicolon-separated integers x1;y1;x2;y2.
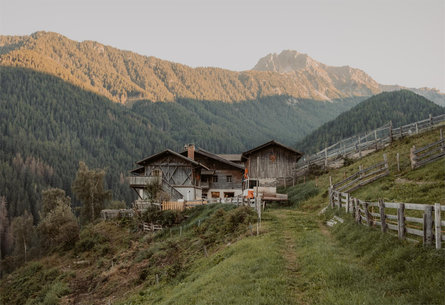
1;31;444;220
1;32;443;105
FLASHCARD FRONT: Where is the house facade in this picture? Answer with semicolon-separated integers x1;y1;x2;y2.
128;140;302;202
128;149;208;201
241;140;303;186
181;145;244;199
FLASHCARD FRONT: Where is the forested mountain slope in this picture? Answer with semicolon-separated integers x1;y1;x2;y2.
0;32;382;103
296;90;445;154
0;66;362;219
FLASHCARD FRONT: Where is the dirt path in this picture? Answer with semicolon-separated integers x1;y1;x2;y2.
266;208;411;305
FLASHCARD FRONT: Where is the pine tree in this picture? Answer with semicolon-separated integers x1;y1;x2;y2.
38;189;79;250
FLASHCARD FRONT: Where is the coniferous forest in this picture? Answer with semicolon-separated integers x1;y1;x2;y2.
296;90;445;154
0;66;362;221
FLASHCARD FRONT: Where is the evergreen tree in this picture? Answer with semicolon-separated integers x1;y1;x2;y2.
37;189;79;250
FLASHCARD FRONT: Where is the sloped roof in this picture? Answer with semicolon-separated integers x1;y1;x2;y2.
129;166;145;174
242;140;303;157
181;148;245;170
217;154;244;162
136;149;210;170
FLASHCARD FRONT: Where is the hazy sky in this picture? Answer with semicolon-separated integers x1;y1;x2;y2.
1;0;444;92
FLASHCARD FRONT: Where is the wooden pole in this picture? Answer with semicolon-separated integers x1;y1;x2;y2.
410;145;417;169
389;121;393;143
378;199;387;233
364;201;372;227
415;122;418;134
355;199;361;224
345;193;350;213
434;203;442;249
397;203;406;240
423;205;433;246
351;196;356;218
429;113;433;128
324;147;328;168
396;153;400;172
329;176;332;187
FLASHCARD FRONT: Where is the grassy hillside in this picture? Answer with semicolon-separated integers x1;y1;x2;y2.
0;66;362;219
296;90;445;154
0;205;256;305
2;128;444;305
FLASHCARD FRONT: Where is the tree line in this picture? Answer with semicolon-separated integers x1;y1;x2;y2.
0;162;113;276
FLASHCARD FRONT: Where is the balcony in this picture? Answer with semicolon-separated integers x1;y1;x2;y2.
127;176;160;187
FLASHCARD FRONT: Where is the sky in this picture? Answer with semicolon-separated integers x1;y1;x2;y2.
1;0;444;92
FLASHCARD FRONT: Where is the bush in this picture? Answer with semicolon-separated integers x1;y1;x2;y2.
141;206;185;227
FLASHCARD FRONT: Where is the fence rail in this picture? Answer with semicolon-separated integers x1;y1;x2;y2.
161;197;258;211
295;113;445;175
332;155;389;193
329;189;444;249
410;136;445;169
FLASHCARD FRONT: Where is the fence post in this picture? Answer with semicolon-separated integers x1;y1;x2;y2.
378;199;387;233
354;198;362;223
429;113;433;129
397;203;406;240
345;193;350;213
358;136;362;158
396;153;400;172
434;203;442;249
329;187;334;209
351;196;356;218
324;147;328;168
364;201;372;227
383;153;388;169
415;122;418;134
410;145;417;169
423;205;433;246
389;121;393;143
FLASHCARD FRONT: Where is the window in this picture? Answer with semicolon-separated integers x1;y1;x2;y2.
224;192;234;198
212;176;218;183
226;175;232;183
151;169;162;177
211;192;220;198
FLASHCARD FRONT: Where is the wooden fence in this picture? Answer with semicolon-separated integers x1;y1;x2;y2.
329;189;445;249
295;113;445;175
161;197;257;211
331;155;389;193
410;134;445;169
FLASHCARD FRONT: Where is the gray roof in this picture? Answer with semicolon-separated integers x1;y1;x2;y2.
136;149;210;170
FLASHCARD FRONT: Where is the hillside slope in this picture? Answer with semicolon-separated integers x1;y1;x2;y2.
296;90;445;154
0;66;363;219
0;32;382;103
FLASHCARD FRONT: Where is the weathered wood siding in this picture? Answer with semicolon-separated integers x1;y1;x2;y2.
247;146;297;178
193;154;243;190
142;154;199;187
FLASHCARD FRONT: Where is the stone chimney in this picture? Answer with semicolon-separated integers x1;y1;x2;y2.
187;144;195;160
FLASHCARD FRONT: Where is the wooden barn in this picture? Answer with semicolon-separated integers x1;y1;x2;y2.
128;149;209;201
241;140;303;185
181;145;244;199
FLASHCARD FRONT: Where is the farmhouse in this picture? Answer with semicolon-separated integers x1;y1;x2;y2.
128;140;302;203
241;140;303;186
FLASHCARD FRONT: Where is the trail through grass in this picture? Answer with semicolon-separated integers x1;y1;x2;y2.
120;205;445;305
